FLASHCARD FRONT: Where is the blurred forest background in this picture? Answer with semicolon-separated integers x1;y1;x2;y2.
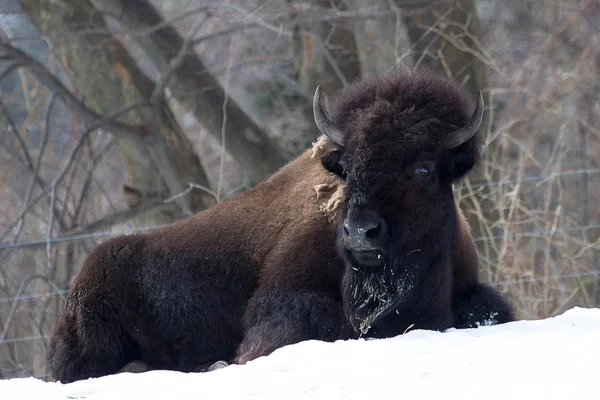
0;0;598;380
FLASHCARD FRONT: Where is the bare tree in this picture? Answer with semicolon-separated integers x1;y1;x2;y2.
0;0;598;381
94;0;290;185
19;0;218;219
400;0;488;95
344;0;398;75
289;0;362;143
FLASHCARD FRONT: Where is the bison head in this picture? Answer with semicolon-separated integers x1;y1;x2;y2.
313;73;484;334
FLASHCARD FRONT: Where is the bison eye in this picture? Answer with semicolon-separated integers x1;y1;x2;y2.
415;166;430;176
321;150;347;179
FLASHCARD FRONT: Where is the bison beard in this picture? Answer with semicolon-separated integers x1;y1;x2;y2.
343;264;414;334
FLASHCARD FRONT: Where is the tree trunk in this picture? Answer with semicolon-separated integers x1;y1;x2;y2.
20;0;215;220
402;0;486;98
343;0;397;76
94;0;290;186
290;0;362;145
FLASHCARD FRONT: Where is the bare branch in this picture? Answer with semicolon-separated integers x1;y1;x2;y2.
189;23;259;46
0;62;25;81
99;0;289;184
10;94;55;245
56;137;93;225
164;183;218;205
65;200;174;236
149;15;209;107
0;101;36;170
0;101;148;243
44;94;58;276
0;39;150;142
0;274;64;344
46;186;57;274
70;141;115;225
217;36;234;201
0;99;68;232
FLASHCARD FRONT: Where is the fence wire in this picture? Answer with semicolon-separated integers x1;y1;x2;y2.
1;132;599;381
1;167;600;251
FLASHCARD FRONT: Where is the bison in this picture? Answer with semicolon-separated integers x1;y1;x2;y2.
48;72;514;383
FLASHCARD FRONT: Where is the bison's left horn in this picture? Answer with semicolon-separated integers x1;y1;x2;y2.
444;89;484;148
313;86;345;146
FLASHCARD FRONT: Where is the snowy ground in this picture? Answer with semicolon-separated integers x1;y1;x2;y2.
2;307;600;399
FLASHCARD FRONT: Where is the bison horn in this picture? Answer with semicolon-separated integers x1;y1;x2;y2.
444;89;484;148
313;86;345;146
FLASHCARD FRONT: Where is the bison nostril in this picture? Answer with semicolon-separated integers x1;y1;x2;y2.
343;223;350;236
343;211;387;245
365;224;381;239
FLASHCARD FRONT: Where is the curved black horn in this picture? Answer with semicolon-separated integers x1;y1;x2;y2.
313;86;344;146
444;89;484;148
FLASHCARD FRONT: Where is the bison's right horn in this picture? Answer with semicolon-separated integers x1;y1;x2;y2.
313;86;345;146
444;89;484;148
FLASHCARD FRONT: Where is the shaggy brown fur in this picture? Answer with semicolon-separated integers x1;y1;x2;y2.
48;71;514;383
48;139;349;382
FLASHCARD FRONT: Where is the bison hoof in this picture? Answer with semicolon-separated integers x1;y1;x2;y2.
119;360;152;374
208;361;229;371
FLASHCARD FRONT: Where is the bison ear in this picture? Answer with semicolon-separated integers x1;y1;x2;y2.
439;146;476;183
113;243;133;263
321;150;346;178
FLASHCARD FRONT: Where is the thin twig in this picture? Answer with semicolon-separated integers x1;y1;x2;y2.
0;100;65;230
217;36;234;201
9;94;56;246
163;183;218;205
0;62;25;81
46;186;57;274
70;141;115;225
42;94;58;274
0;39;150;142
149;15;209;107
0;275;64;343
0;102;149;243
57;137;92;225
66;200;171;236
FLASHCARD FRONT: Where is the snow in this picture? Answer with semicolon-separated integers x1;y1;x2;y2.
3;307;600;399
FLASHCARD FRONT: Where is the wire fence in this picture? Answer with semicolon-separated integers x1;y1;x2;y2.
1;167;599;251
1;0;600;381
2;267;600;317
0;153;599;381
0;182;597;306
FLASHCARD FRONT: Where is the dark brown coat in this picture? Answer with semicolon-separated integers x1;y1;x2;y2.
48;72;514;383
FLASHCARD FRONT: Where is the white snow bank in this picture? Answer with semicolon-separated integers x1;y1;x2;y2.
2;307;600;399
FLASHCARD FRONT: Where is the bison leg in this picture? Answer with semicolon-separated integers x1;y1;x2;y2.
452;283;515;328
234;291;351;364
47;293;138;383
119;360;152;374
193;360;229;372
